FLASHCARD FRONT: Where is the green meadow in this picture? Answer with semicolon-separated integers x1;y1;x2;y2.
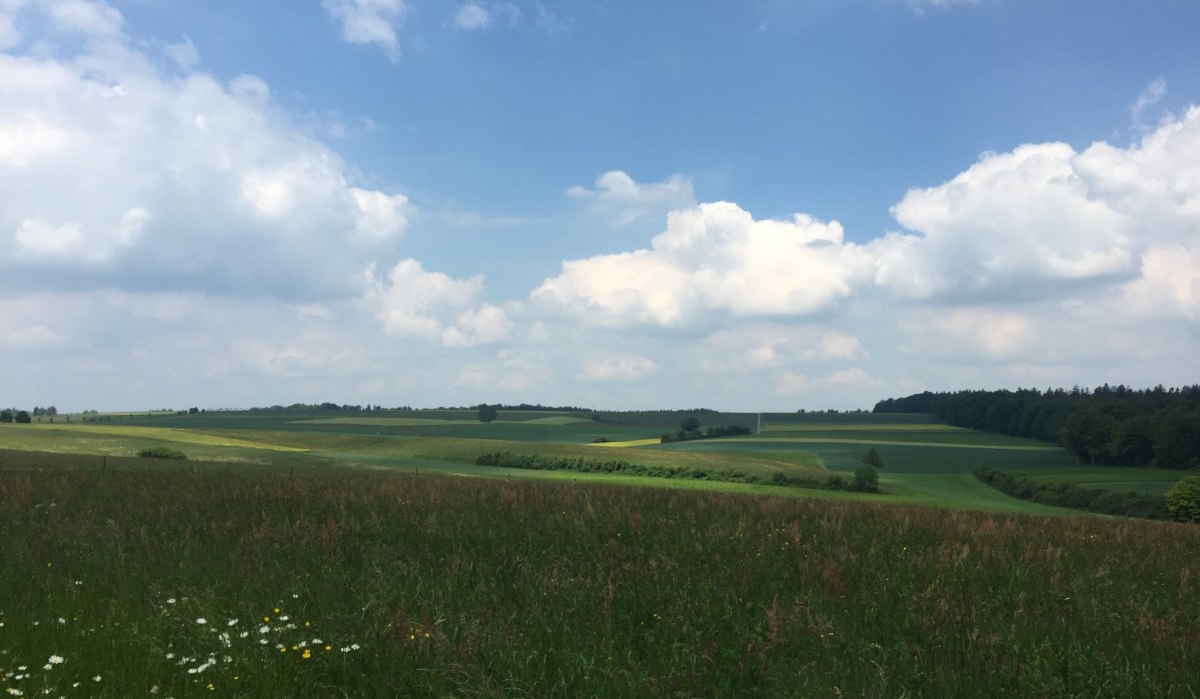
2;409;1198;696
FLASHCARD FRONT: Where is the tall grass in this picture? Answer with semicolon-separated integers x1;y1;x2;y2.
2;462;1198;697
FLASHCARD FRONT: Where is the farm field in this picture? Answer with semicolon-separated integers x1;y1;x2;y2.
2;409;1198;696
3;408;1182;514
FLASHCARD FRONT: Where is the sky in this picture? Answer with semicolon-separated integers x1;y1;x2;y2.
1;0;1198;413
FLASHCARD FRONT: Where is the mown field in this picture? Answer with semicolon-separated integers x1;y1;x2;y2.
2;410;1197;696
2;458;1198;697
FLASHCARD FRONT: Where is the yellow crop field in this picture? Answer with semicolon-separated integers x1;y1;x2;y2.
588;438;665;448
23;424;308;452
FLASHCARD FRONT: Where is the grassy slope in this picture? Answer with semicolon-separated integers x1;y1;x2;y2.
2;466;1197;697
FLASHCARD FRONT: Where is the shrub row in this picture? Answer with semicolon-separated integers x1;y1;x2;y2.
475;452;876;492
136;447;188;460
974;467;1170;520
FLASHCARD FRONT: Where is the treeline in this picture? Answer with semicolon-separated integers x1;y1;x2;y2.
253;403;414;412
974;467;1171;520
875;385;1200;469
474;452;877;492
660;424;753;443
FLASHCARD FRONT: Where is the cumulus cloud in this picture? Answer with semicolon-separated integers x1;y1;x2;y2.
365;260;511;347
879;143;1136;300
566;170;696;224
0;1;410;300
533;201;867;327
322;0;408;62
876;108;1200;307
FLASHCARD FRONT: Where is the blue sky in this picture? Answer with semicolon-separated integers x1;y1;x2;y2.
1;0;1198;411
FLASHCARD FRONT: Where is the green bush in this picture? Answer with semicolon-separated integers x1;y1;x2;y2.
974;467;1172;520
852;465;879;492
1165;476;1200;522
137;447;187;460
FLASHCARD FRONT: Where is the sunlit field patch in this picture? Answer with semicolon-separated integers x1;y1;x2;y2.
586;438;664;448
8;425;307;452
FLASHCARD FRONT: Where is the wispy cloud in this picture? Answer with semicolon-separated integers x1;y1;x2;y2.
322;0;408;62
1131;77;1167;134
907;0;984;15
566;171;695;225
452;2;520;32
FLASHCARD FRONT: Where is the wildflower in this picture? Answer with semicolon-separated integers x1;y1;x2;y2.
226;619;238;627
302;649;312;659
6;688;24;696
259;625;270;634
47;656;64;666
56;618;66;625
92;676;101;682
279;615;290;622
166;598;176;604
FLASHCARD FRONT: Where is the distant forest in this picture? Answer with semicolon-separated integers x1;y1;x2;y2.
874;385;1200;470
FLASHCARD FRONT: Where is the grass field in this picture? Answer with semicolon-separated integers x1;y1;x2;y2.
1;459;1197;697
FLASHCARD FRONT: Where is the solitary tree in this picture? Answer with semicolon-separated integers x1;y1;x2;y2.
862;448;884;469
477;404;498;423
1166;476;1200;522
15;410;31;424
852;464;879;493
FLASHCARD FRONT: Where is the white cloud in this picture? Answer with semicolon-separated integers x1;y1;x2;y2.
701;324;865;372
43;0;122;37
162;35;198;70
578;355;656;382
365;260;511;347
12;208;147;263
322;0;408;62
0;2;410;300
876;106;1200;314
451;2;519;31
1131;78;1168;134
533;202;867;327
932;308;1037;359
566;170;696;225
453;3;491;30
4;324;64;352
1120;245;1200;322
350;188;409;240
